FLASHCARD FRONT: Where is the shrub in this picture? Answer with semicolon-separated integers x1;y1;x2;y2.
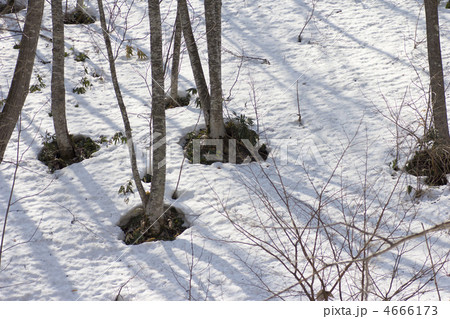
29;74;46;93
74;52;89;62
125;45;133;59
72;76;92;94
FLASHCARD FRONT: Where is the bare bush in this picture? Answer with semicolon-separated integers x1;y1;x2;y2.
210;134;449;300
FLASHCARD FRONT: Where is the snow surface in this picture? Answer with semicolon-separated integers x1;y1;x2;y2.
0;0;449;300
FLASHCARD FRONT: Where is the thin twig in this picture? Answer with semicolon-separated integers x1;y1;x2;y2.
296;80;302;124
0;114;22;268
223;47;270;65
298;0;317;43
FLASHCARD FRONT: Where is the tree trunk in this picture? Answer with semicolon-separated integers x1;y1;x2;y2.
76;0;84;11
204;0;225;138
170;7;182;101
51;0;75;160
178;0;211;130
146;0;166;234
0;0;45;163
97;0;147;205
424;0;450;144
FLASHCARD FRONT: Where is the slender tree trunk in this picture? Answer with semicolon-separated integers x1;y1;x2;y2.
204;0;225;138
76;0;84;11
0;0;45;163
146;0;166;234
51;0;75;160
178;0;211;130
170;7;182;101
97;0;147;205
424;0;450;144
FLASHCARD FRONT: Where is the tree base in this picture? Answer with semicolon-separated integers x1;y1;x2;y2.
184;117;269;165
118;205;187;245
38;134;100;172
405;145;450;186
63;9;96;25
165;95;191;109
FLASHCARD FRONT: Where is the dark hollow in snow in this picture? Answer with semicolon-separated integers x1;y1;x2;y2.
405;145;450;186
117;205;188;245
183;119;269;165
164;95;191;109
0;4;25;14
64;10;96;25
38;134;100;172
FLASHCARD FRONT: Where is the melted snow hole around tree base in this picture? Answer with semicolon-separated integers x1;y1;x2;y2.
117;205;188;245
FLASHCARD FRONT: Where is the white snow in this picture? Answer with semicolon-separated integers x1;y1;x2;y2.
0;0;449;301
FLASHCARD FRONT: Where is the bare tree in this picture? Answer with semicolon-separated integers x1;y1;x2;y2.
96;0;147;205
51;0;75;160
178;0;211;130
211;128;449;300
0;0;45;163
170;6;182;102
204;0;225;138
146;0;166;234
177;0;225;137
424;0;450;144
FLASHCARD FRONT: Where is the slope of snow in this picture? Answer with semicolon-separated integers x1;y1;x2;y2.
0;0;449;300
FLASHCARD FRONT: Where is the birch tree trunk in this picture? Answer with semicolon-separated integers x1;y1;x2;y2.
146;0;166;234
51;0;75;160
97;0;147;204
178;0;211;130
424;0;450;144
0;0;45;163
204;0;225;138
170;7;182;101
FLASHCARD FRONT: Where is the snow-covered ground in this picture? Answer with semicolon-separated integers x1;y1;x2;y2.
0;0;449;300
